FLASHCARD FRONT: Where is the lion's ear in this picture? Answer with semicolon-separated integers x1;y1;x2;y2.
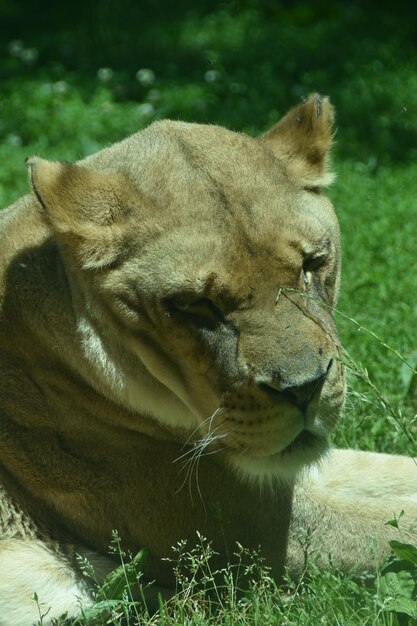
260;94;335;189
26;158;132;269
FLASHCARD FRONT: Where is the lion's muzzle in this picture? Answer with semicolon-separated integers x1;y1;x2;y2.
256;357;333;415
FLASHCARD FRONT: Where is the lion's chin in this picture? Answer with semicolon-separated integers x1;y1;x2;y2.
228;430;328;482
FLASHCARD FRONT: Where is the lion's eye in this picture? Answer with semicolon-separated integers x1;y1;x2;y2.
302;254;327;287
303;254;327;275
165;297;223;326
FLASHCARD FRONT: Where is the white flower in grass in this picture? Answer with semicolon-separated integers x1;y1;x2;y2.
6;134;22;147
136;68;155;86
204;70;221;83
8;40;24;57
137;103;154;117
97;67;114;82
54;81;68;95
21;48;38;64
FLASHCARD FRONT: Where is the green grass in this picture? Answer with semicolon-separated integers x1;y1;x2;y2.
48;533;411;625
330;162;417;456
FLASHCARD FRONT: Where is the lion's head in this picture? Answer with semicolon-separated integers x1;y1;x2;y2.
27;95;345;480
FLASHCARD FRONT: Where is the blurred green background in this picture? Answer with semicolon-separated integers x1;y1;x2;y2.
1;0;416;453
2;0;417;171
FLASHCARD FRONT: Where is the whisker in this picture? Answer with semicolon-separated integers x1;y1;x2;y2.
191;433;231;512
173;414;228;465
179;407;224;451
191;441;229;458
174;429;230;501
175;431;221;492
174;430;227;465
173;406;231;505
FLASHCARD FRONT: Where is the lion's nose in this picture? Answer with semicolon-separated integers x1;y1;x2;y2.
257;359;333;412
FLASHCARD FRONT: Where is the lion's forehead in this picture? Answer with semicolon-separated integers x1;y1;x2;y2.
93;120;340;299
89;119;338;236
131;198;337;277
107;120;288;196
119;122;335;223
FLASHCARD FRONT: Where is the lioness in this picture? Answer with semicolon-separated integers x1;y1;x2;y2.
0;95;416;626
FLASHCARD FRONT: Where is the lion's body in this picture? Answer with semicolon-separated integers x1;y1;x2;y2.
0;96;416;625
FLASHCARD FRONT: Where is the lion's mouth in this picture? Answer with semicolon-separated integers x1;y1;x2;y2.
262;427;327;464
228;427;328;479
282;428;316;454
241;428;324;461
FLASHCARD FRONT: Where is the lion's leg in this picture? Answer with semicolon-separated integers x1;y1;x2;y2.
287;449;417;577
308;449;417;502
0;538;93;626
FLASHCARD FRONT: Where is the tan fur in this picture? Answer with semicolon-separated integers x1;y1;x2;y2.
0;95;416;625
